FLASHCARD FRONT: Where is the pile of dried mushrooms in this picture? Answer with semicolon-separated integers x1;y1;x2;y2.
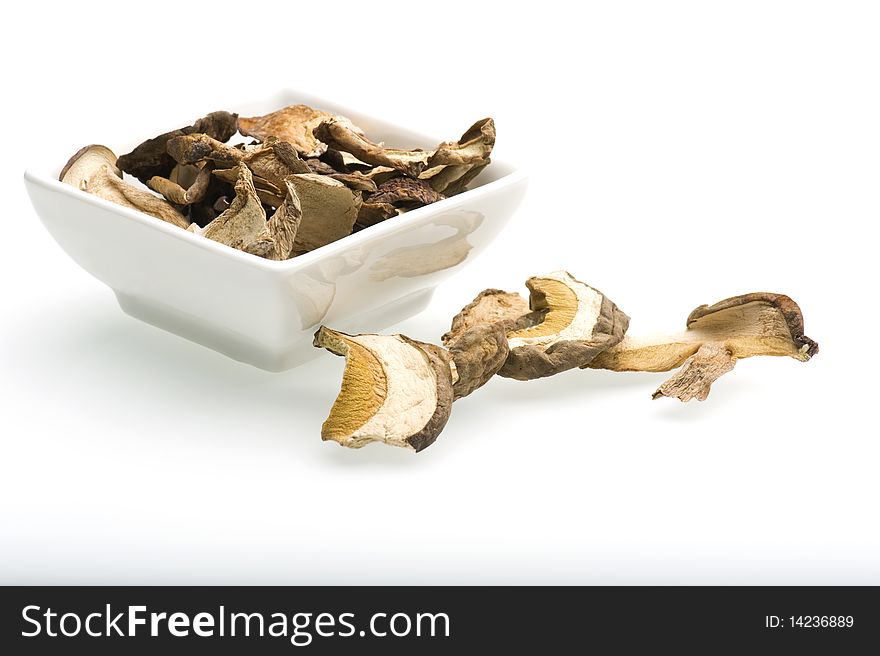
315;271;818;452
60;105;495;259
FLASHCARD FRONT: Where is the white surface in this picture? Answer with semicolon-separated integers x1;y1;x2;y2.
25;89;525;371
1;0;878;584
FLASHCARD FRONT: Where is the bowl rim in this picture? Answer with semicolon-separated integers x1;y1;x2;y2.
23;91;527;273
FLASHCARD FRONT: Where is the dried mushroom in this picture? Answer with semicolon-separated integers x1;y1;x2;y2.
499;271;630;380
60;101;495;262
419;118;495;193
446;321;510;400
442;289;532;346
238;104;364;158
586;292;819;401
283;174;361;254
314;327;454;452
314;116;495;189
197;164;266;251
313;118;432;177
60;145;189;229
314;271;818;452
147;162;214;205
369;177;444;207
117;110;237;184
244;179;302;260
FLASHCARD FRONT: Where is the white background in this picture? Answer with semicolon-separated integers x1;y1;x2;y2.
1;1;878;583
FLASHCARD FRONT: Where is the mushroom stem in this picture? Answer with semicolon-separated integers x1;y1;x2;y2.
651;343;736;402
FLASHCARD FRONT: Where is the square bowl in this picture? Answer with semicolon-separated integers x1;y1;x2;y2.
23;90;527;371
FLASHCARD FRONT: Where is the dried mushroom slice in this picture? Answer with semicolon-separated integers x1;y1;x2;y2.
430;160;490;196
442;289;532;347
313;327;454;451
499;271;630;380
328;173;378;193
419;118;495;193
587;292;819;401
446;322;510;399
147;162;214;205
368;177;445;207
60;145;189;229
354;178;443;230
356;202;401;230
244;178;302;260
313;118;433;177
441;289;538;398
238;104;364;158
359;166;400;185
287;174;362;254
427;118;495;168
117;111;237;184
198;164;266;250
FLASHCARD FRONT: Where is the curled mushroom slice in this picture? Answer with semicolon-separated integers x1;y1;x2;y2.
327;173;378;194
369;177;445;207
60;145;189;229
446;323;510;400
199;164;266;250
313;327;454;451
441;289;535;398
418;118;495;193
586;292;819;401
287;174;362;254
442;289;532;347
117;110;237;184
499;271;630;380
238;104;364;158
243;179;302;260
147;161;214;205
427;118;495;168
313;118;432;177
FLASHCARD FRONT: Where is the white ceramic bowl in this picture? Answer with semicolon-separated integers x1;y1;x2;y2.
24;90;527;371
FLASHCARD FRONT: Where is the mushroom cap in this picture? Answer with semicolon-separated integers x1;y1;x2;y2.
238;104;363;159
59;144;120;188
687;292;818;360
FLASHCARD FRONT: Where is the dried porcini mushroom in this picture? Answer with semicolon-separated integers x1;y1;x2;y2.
442;289;532;347
244;179;302;260
313;118;432;177
198;164;266;251
499;271;630;380
286;174;362;254
314;270;818;452
313;327;454;451
446;321;510;400
369;177;444;207
238;105;364;158
60;145;190;229
586;292;819;401
355;177;444;231
60;102;495;263
147;162;214;205
117;110;237;184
